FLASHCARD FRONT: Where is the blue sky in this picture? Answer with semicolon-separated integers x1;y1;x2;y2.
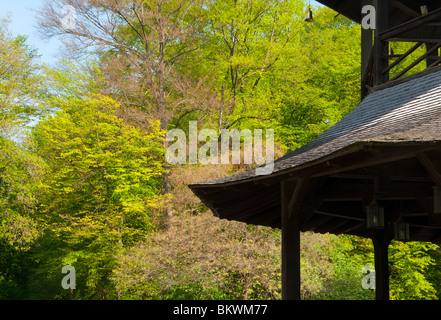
1;0;323;66
1;0;60;66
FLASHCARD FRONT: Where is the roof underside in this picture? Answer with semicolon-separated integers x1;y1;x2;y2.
189;68;441;244
317;0;441;25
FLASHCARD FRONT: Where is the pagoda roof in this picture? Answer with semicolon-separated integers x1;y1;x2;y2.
191;67;441;188
189;68;441;243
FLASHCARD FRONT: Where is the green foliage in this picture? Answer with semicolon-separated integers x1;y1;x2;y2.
1;0;441;301
0;242;34;299
427;247;441;299
159;281;237;300
313;235;441;300
313;235;375;300
32;96;166;241
178;3;362;152
388;42;428;80
272;7;361;151
195;0;306;127
0;20;44;251
389;241;439;300
0;18;44;133
28;95;167;299
0;137;42;251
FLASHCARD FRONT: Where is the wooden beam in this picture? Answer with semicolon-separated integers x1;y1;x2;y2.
298;177;328;225
287;178;307;221
330;173;375;180
319;218;354;234
373;0;389;85
320;181;432;201
310;144;440;178
281;180;302;300
380;7;441;40
390;0;419;18
385;37;441;43
332;220;365;235
339;221;365;234
426;42;440;68
390;41;441;80
417;152;441;191
382;42;423;74
223;198;279;223
301;215;332;233
428;56;441;68
214;185;277;209
246;206;281;227
315;210;365;221
312;151;412;177
361;30;373;79
361;0;373;86
369;64;441;95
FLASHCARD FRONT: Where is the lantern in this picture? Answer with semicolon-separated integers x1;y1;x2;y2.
305;7;314;22
366;198;384;229
394;222;410;241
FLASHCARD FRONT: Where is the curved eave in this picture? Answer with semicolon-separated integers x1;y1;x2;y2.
190;140;441;244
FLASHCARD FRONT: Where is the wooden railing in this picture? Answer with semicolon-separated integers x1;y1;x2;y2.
361;7;441;99
380;8;441;42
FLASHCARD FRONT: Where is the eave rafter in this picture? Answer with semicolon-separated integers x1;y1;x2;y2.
417;151;441;190
293;149;441;237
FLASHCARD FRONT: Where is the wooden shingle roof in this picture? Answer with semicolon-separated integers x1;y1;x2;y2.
189;68;441;243
191;67;441;188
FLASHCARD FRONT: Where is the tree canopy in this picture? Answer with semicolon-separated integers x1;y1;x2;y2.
0;0;440;301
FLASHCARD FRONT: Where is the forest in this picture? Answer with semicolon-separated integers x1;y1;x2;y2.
1;0;441;300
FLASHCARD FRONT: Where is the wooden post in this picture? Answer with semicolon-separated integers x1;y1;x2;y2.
372;230;391;300
426;43;440;68
361;0;373;81
361;26;373;99
281;180;301;300
373;0;389;86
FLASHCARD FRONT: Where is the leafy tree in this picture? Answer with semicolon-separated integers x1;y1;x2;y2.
192;0;306;130
0;136;42;299
272;7;361;151
38;0;207;130
0;16;45;252
0;0;438;301
314;235;375;300
316;235;440;300
0;18;44;135
29;95;167;299
0;19;46;298
0;138;42;251
389;240;439;300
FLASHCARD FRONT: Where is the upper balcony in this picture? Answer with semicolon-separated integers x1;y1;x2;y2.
317;0;441;99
